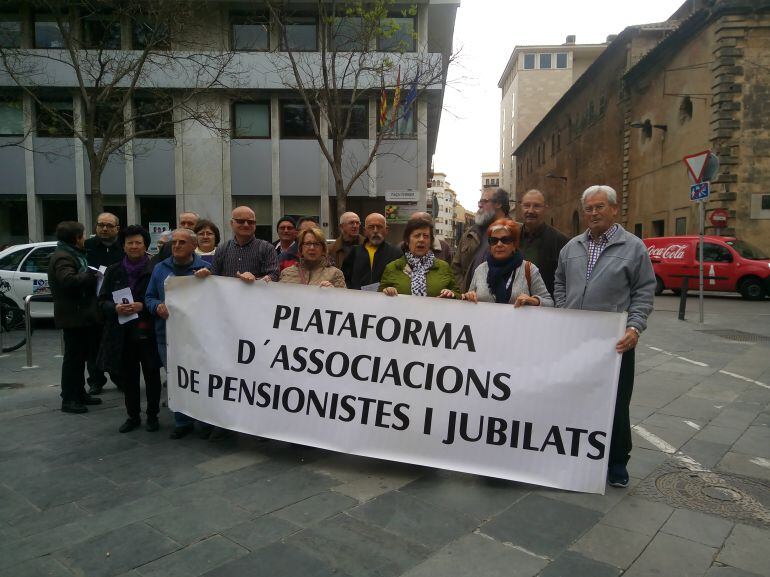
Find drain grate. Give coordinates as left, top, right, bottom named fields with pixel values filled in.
left=697, top=329, right=770, bottom=343
left=0, top=382, right=24, bottom=390
left=632, top=460, right=770, bottom=529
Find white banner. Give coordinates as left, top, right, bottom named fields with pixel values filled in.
left=166, top=276, right=626, bottom=494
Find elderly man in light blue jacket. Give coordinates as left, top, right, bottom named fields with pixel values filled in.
left=554, top=184, right=655, bottom=489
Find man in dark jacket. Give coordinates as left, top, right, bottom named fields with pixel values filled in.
left=518, top=189, right=569, bottom=297
left=342, top=213, right=401, bottom=289
left=329, top=211, right=364, bottom=268
left=84, top=212, right=123, bottom=394
left=48, top=221, right=104, bottom=414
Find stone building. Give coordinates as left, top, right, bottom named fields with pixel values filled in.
left=0, top=1, right=458, bottom=246
left=480, top=171, right=499, bottom=190
left=427, top=171, right=456, bottom=244
left=514, top=0, right=770, bottom=250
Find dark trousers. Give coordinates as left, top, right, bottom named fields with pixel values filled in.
left=123, top=338, right=162, bottom=421
left=61, top=327, right=101, bottom=403
left=86, top=324, right=107, bottom=389
left=609, top=348, right=635, bottom=466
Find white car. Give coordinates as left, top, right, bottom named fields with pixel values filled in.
left=0, top=241, right=57, bottom=318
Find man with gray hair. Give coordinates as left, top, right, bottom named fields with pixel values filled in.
left=145, top=228, right=212, bottom=439
left=452, top=187, right=509, bottom=291
left=329, top=211, right=364, bottom=268
left=554, top=185, right=655, bottom=488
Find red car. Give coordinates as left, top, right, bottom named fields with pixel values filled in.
left=643, top=236, right=770, bottom=300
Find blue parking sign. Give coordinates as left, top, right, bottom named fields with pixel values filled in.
left=690, top=181, right=710, bottom=201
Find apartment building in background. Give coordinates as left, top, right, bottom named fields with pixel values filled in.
left=428, top=171, right=456, bottom=245
left=0, top=1, right=459, bottom=245
left=481, top=171, right=500, bottom=190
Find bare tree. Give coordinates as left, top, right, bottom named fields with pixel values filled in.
left=265, top=0, right=453, bottom=221
left=0, top=0, right=236, bottom=222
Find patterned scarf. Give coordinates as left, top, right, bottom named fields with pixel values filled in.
left=405, top=251, right=435, bottom=297
left=486, top=251, right=523, bottom=304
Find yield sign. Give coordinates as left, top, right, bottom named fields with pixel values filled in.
left=683, top=150, right=711, bottom=183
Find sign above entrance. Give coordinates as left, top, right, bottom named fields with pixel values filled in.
left=385, top=190, right=419, bottom=203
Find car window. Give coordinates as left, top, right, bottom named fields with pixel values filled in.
left=701, top=243, right=732, bottom=263
left=725, top=239, right=769, bottom=260
left=21, top=247, right=56, bottom=273
left=0, top=247, right=32, bottom=271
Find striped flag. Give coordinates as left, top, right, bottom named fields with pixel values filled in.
left=403, top=70, right=418, bottom=125
left=379, top=77, right=388, bottom=128
left=390, top=66, right=401, bottom=127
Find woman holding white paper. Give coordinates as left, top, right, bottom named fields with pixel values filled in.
left=98, top=225, right=163, bottom=433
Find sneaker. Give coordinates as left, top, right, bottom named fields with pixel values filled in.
left=61, top=401, right=88, bottom=414
left=88, top=385, right=104, bottom=395
left=169, top=425, right=194, bottom=440
left=607, top=463, right=630, bottom=488
left=81, top=394, right=103, bottom=406
left=146, top=417, right=159, bottom=432
left=119, top=418, right=140, bottom=433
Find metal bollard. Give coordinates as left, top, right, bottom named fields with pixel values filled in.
left=23, top=295, right=37, bottom=369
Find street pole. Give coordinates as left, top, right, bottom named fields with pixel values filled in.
left=699, top=199, right=704, bottom=323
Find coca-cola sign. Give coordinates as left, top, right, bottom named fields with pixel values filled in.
left=647, top=244, right=687, bottom=260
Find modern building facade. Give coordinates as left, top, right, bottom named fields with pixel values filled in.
left=427, top=171, right=456, bottom=244
left=497, top=36, right=606, bottom=195
left=513, top=0, right=770, bottom=251
left=480, top=171, right=499, bottom=190
left=0, top=1, right=459, bottom=246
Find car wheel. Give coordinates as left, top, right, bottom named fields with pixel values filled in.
left=739, top=277, right=765, bottom=300
left=655, top=277, right=664, bottom=296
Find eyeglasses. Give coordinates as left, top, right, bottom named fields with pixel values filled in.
left=478, top=199, right=494, bottom=205
left=583, top=204, right=607, bottom=214
left=302, top=241, right=322, bottom=248
left=488, top=236, right=515, bottom=245
left=521, top=203, right=544, bottom=210
left=97, top=223, right=116, bottom=229
left=232, top=218, right=256, bottom=225
left=278, top=225, right=295, bottom=231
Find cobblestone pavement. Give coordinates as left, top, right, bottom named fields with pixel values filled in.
left=1, top=294, right=769, bottom=577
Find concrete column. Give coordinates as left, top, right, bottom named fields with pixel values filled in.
left=173, top=100, right=185, bottom=218
left=220, top=99, right=233, bottom=230
left=416, top=5, right=429, bottom=211
left=72, top=96, right=89, bottom=231
left=22, top=94, right=40, bottom=242
left=319, top=113, right=330, bottom=234
left=123, top=100, right=137, bottom=226
left=270, top=96, right=281, bottom=228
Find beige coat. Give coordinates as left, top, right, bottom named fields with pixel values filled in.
left=280, top=261, right=347, bottom=287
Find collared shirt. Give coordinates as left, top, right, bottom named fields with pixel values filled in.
left=212, top=236, right=280, bottom=280
left=585, top=223, right=619, bottom=279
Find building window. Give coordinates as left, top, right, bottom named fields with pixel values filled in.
left=523, top=53, right=535, bottom=70
left=329, top=103, right=368, bottom=139
left=280, top=101, right=317, bottom=138
left=135, top=96, right=174, bottom=138
left=679, top=96, right=693, bottom=125
left=132, top=19, right=170, bottom=50
left=82, top=12, right=121, bottom=49
left=35, top=14, right=68, bottom=48
left=0, top=100, right=23, bottom=136
left=232, top=102, right=270, bottom=138
left=675, top=217, right=686, bottom=235
left=556, top=52, right=568, bottom=68
left=281, top=15, right=317, bottom=51
left=539, top=53, right=552, bottom=69
left=378, top=15, right=415, bottom=52
left=94, top=100, right=124, bottom=138
left=634, top=223, right=643, bottom=238
left=232, top=12, right=269, bottom=51
left=329, top=16, right=365, bottom=51
left=651, top=219, right=664, bottom=237
left=763, top=195, right=770, bottom=210
left=0, top=14, right=21, bottom=48
left=36, top=100, right=74, bottom=137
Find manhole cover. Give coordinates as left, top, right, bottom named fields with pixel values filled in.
left=697, top=329, right=770, bottom=343
left=0, top=382, right=24, bottom=390
left=632, top=460, right=770, bottom=528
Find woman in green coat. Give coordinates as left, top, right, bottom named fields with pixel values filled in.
left=379, top=216, right=461, bottom=299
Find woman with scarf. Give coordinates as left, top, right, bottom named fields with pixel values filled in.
left=99, top=225, right=163, bottom=433
left=461, top=219, right=553, bottom=307
left=379, top=217, right=460, bottom=298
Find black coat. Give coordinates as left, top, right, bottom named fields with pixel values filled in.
left=48, top=248, right=100, bottom=329
left=84, top=236, right=124, bottom=268
left=519, top=224, right=569, bottom=297
left=341, top=241, right=402, bottom=289
left=97, top=259, right=160, bottom=374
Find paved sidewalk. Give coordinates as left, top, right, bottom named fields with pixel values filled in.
left=0, top=295, right=768, bottom=577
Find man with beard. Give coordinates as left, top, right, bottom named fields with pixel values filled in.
left=518, top=189, right=568, bottom=297
left=452, top=187, right=510, bottom=291
left=342, top=213, right=402, bottom=289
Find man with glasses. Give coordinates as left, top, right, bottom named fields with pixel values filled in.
left=452, top=187, right=510, bottom=291
left=84, top=212, right=123, bottom=395
left=196, top=206, right=279, bottom=284
left=329, top=211, right=364, bottom=268
left=554, top=185, right=655, bottom=489
left=274, top=215, right=297, bottom=255
left=518, top=189, right=568, bottom=297
left=342, top=212, right=401, bottom=290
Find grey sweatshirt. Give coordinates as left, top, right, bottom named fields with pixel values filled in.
left=553, top=224, right=655, bottom=332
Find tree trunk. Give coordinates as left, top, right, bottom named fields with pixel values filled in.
left=90, top=163, right=104, bottom=226
left=332, top=138, right=347, bottom=223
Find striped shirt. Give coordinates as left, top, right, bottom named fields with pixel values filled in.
left=585, top=224, right=619, bottom=279
left=211, top=236, right=279, bottom=281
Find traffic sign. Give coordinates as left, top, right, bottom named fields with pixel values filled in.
left=683, top=150, right=711, bottom=183
left=690, top=181, right=710, bottom=201
left=709, top=208, right=729, bottom=227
